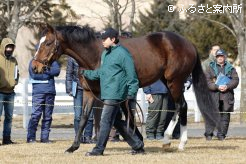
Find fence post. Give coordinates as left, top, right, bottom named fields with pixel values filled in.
left=22, top=78, right=29, bottom=129
left=193, top=96, right=201, bottom=122
left=137, top=88, right=148, bottom=123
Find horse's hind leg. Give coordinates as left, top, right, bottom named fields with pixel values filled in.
left=163, top=109, right=179, bottom=149
left=178, top=95, right=188, bottom=151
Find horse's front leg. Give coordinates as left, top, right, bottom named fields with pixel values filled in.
left=120, top=102, right=143, bottom=141
left=65, top=91, right=94, bottom=153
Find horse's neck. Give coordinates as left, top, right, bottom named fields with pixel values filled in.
left=64, top=39, right=103, bottom=70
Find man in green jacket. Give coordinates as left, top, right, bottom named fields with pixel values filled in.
left=0, top=38, right=19, bottom=145
left=81, top=28, right=144, bottom=156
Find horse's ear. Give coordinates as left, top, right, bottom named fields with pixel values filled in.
left=38, top=23, right=47, bottom=32
left=46, top=23, right=54, bottom=33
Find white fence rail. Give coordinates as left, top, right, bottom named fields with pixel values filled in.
left=13, top=78, right=241, bottom=129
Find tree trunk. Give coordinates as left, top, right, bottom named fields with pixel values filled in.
left=128, top=0, right=135, bottom=33
left=8, top=20, right=20, bottom=41
left=7, top=0, right=21, bottom=40
left=238, top=0, right=246, bottom=123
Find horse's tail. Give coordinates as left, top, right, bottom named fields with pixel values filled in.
left=192, top=53, right=220, bottom=128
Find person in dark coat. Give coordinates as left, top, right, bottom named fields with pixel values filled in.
left=27, top=58, right=60, bottom=143
left=204, top=49, right=239, bottom=140
left=66, top=56, right=94, bottom=143
left=80, top=27, right=144, bottom=156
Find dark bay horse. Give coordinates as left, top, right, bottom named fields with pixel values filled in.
left=32, top=24, right=220, bottom=152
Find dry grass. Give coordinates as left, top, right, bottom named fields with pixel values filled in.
left=10, top=114, right=74, bottom=129
left=0, top=114, right=245, bottom=163
left=10, top=112, right=242, bottom=129
left=0, top=138, right=246, bottom=164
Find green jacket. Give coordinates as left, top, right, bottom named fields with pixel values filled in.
left=0, top=38, right=19, bottom=93
left=209, top=60, right=233, bottom=77
left=83, top=45, right=139, bottom=100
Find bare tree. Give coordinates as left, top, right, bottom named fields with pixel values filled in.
left=103, top=0, right=136, bottom=34
left=0, top=0, right=48, bottom=40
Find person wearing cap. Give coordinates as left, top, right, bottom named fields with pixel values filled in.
left=204, top=49, right=239, bottom=141
left=0, top=38, right=19, bottom=145
left=202, top=44, right=220, bottom=72
left=80, top=27, right=144, bottom=156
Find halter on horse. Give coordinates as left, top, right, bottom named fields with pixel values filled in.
left=32, top=24, right=220, bottom=153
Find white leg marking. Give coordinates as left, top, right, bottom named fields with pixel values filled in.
left=163, top=114, right=179, bottom=145
left=178, top=125, right=187, bottom=151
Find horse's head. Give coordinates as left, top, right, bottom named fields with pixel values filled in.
left=32, top=24, right=61, bottom=73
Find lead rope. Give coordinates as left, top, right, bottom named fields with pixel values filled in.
left=81, top=75, right=144, bottom=135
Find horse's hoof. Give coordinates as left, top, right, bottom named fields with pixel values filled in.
left=65, top=148, right=74, bottom=154
left=162, top=143, right=171, bottom=149
left=64, top=150, right=73, bottom=154
left=178, top=141, right=187, bottom=151
left=64, top=146, right=79, bottom=153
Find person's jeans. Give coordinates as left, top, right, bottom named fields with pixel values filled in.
left=92, top=100, right=144, bottom=154
left=74, top=89, right=93, bottom=138
left=0, top=92, right=15, bottom=137
left=27, top=94, right=55, bottom=141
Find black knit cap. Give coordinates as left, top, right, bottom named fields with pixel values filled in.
left=101, top=27, right=118, bottom=39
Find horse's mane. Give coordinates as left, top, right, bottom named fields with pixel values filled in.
left=55, top=25, right=96, bottom=44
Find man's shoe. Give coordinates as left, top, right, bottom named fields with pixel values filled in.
left=206, top=136, right=212, bottom=141
left=156, top=136, right=164, bottom=140
left=218, top=137, right=225, bottom=141
left=81, top=137, right=97, bottom=144
left=41, top=140, right=54, bottom=144
left=146, top=136, right=155, bottom=140
left=2, top=136, right=16, bottom=145
left=217, top=135, right=225, bottom=141
left=130, top=148, right=145, bottom=155
left=85, top=151, right=103, bottom=156
left=27, top=139, right=36, bottom=143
